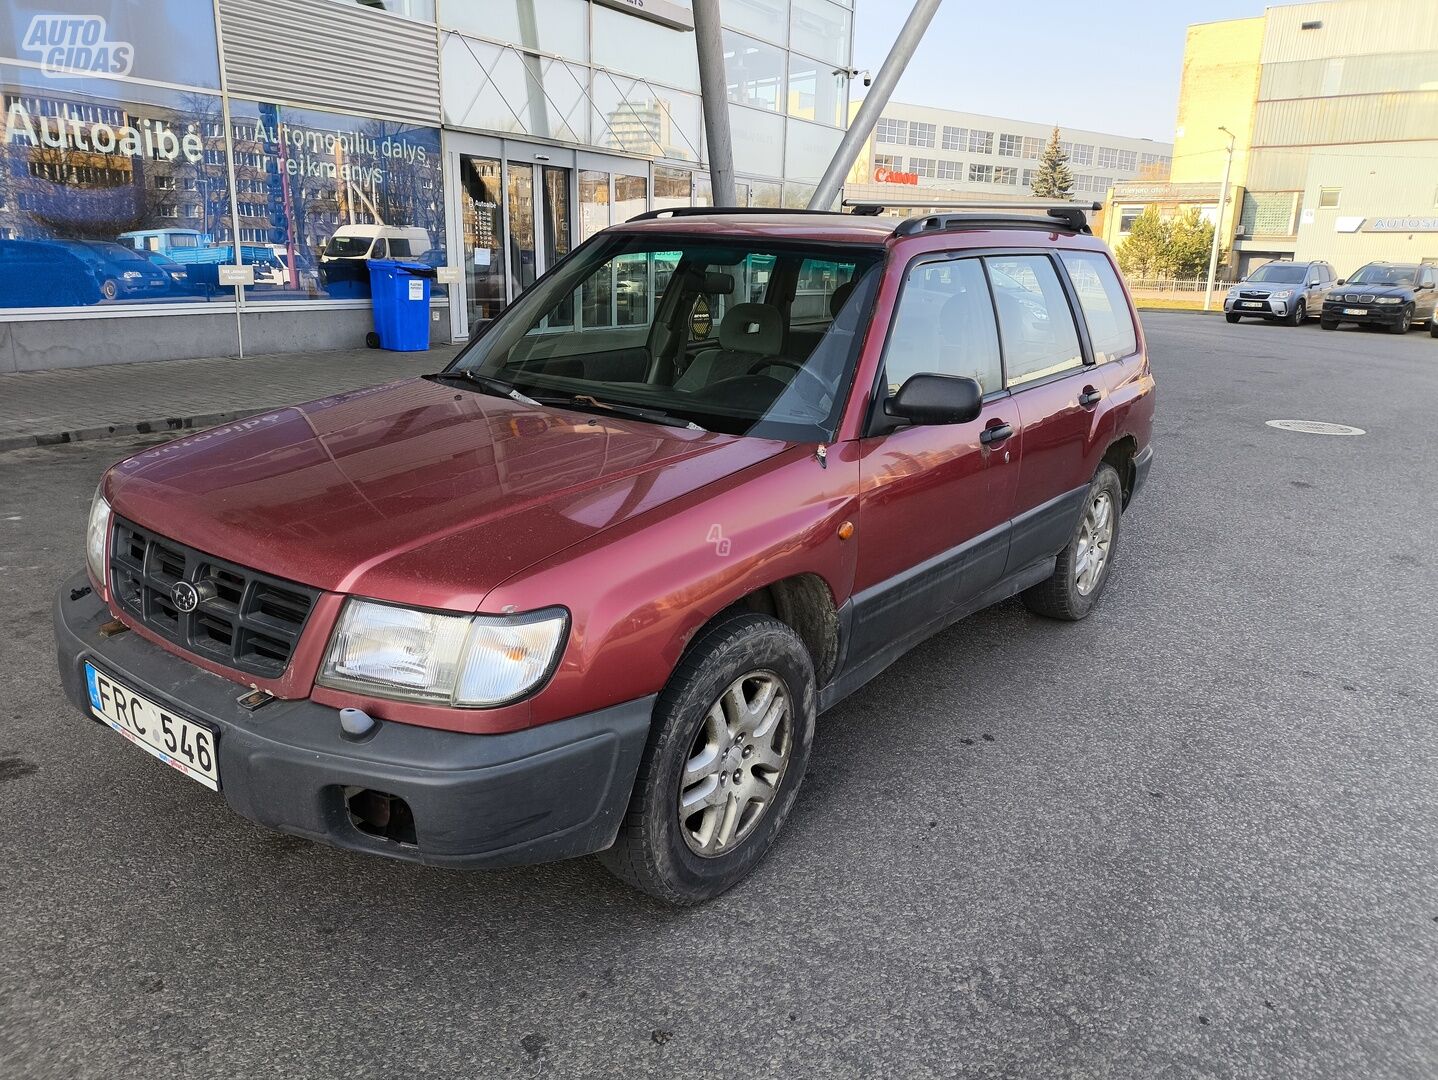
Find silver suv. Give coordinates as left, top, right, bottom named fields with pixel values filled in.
left=1224, top=259, right=1337, bottom=326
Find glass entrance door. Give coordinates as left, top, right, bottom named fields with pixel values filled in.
left=451, top=137, right=650, bottom=337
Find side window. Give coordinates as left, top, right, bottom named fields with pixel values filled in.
left=1422, top=267, right=1436, bottom=289
left=984, top=255, right=1083, bottom=385
left=1058, top=250, right=1137, bottom=363
left=371, top=238, right=388, bottom=259
left=389, top=238, right=412, bottom=257
left=883, top=257, right=1002, bottom=395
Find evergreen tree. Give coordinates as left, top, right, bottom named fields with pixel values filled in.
left=1032, top=126, right=1075, bottom=200
left=1115, top=207, right=1170, bottom=278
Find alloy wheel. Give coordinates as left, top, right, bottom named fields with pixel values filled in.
left=1074, top=490, right=1115, bottom=596
left=678, top=671, right=792, bottom=857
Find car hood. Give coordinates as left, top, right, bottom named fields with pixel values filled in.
left=105, top=378, right=786, bottom=611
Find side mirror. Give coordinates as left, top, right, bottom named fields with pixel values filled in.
left=1336, top=278, right=1346, bottom=286
left=1308, top=280, right=1320, bottom=288
left=884, top=373, right=983, bottom=426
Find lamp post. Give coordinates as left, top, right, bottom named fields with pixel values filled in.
left=1204, top=125, right=1236, bottom=311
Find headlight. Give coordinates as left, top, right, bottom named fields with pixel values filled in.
left=86, top=488, right=112, bottom=589
left=1272, top=289, right=1292, bottom=299
left=318, top=599, right=568, bottom=707
left=122, top=270, right=143, bottom=280
left=1374, top=296, right=1402, bottom=304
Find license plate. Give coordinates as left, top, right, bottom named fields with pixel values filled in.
left=1241, top=301, right=1264, bottom=308
left=85, top=663, right=219, bottom=790
left=1343, top=307, right=1367, bottom=315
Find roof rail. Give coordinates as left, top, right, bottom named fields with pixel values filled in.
left=841, top=199, right=1102, bottom=236
left=626, top=206, right=843, bottom=222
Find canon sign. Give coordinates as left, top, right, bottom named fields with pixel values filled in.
left=21, top=14, right=134, bottom=77
left=874, top=166, right=919, bottom=186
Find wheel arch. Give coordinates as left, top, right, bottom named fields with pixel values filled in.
left=1102, top=434, right=1140, bottom=507
left=682, top=572, right=840, bottom=687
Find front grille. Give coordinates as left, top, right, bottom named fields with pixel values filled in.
left=109, top=517, right=319, bottom=678
left=1341, top=292, right=1376, bottom=304
left=1240, top=290, right=1270, bottom=299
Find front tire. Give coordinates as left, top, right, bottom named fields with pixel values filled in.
left=599, top=613, right=816, bottom=905
left=1388, top=305, right=1413, bottom=334
left=1224, top=313, right=1241, bottom=324
left=1287, top=299, right=1305, bottom=326
left=1022, top=464, right=1123, bottom=622
left=1430, top=318, right=1438, bottom=338
left=1320, top=317, right=1338, bottom=330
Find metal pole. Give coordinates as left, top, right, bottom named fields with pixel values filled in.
left=1204, top=127, right=1235, bottom=311
left=808, top=0, right=943, bottom=211
left=692, top=0, right=737, bottom=206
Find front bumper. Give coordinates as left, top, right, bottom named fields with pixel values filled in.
left=1322, top=302, right=1408, bottom=326
left=54, top=572, right=652, bottom=867
left=1224, top=296, right=1293, bottom=317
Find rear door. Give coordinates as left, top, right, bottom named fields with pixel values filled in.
left=849, top=253, right=1021, bottom=664
left=1417, top=266, right=1438, bottom=321
left=988, top=252, right=1105, bottom=575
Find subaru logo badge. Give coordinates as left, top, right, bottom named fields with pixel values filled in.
left=171, top=581, right=200, bottom=613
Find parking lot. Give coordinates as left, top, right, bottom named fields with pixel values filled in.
left=1, top=311, right=1434, bottom=1079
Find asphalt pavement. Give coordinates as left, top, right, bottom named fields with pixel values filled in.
left=1, top=313, right=1434, bottom=1079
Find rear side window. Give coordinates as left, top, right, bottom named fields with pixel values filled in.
left=984, top=255, right=1083, bottom=385
left=884, top=258, right=1002, bottom=395
left=1059, top=250, right=1137, bottom=363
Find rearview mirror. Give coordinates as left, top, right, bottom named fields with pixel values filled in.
left=884, top=373, right=983, bottom=426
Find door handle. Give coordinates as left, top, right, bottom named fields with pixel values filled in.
left=1078, top=386, right=1103, bottom=407
left=979, top=421, right=1013, bottom=445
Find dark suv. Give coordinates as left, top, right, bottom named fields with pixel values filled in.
left=1322, top=262, right=1437, bottom=333
left=55, top=205, right=1155, bottom=903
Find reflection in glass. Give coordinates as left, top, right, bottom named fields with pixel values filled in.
left=721, top=0, right=790, bottom=44
left=440, top=35, right=590, bottom=144
left=592, top=6, right=699, bottom=91
left=749, top=179, right=783, bottom=207
left=462, top=156, right=507, bottom=323
left=724, top=31, right=786, bottom=112
left=441, top=0, right=585, bottom=59
left=654, top=167, right=693, bottom=212
left=614, top=174, right=648, bottom=225
left=592, top=73, right=703, bottom=162
left=508, top=162, right=537, bottom=298
left=579, top=170, right=611, bottom=242
left=542, top=165, right=573, bottom=325
left=790, top=0, right=851, bottom=67
left=787, top=54, right=848, bottom=126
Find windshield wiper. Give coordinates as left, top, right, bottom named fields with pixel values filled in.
left=428, top=369, right=539, bottom=406
left=536, top=393, right=705, bottom=431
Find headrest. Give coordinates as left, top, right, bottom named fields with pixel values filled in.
left=829, top=280, right=855, bottom=318
left=940, top=289, right=981, bottom=332
left=718, top=303, right=783, bottom=354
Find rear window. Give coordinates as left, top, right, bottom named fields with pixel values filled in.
left=1059, top=251, right=1137, bottom=362
left=984, top=254, right=1083, bottom=385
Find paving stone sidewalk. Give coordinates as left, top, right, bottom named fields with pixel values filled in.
left=0, top=343, right=463, bottom=452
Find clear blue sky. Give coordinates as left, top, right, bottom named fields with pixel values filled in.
left=852, top=1, right=1305, bottom=143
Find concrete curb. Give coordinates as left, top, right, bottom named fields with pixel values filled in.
left=0, top=407, right=270, bottom=454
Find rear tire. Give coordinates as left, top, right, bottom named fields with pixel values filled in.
left=365, top=331, right=381, bottom=349
left=1388, top=306, right=1413, bottom=334
left=1287, top=299, right=1305, bottom=326
left=1430, top=319, right=1438, bottom=338
left=1225, top=313, right=1241, bottom=324
left=1021, top=464, right=1124, bottom=622
left=599, top=612, right=816, bottom=905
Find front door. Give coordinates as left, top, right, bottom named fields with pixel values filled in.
left=848, top=254, right=1022, bottom=668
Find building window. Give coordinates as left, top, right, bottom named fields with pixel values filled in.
left=908, top=122, right=936, bottom=148
left=1140, top=152, right=1170, bottom=167
left=909, top=157, right=936, bottom=178
left=1319, top=187, right=1341, bottom=208
left=967, top=129, right=993, bottom=154
left=1070, top=143, right=1094, bottom=166
left=1096, top=146, right=1120, bottom=169
left=994, top=166, right=1017, bottom=185
left=874, top=153, right=902, bottom=170
left=724, top=30, right=786, bottom=112
left=1092, top=176, right=1113, bottom=194
left=1022, top=169, right=1035, bottom=188
left=997, top=133, right=1021, bottom=156
left=968, top=163, right=992, bottom=183
left=876, top=117, right=908, bottom=144
left=1119, top=206, right=1145, bottom=233
left=1021, top=136, right=1043, bottom=159
left=942, top=126, right=965, bottom=151
left=1117, top=149, right=1137, bottom=171
left=936, top=160, right=961, bottom=181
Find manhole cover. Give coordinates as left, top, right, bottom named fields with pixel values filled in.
left=1265, top=419, right=1366, bottom=436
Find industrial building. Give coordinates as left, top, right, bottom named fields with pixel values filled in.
left=1103, top=0, right=1438, bottom=278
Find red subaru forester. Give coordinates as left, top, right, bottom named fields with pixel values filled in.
left=56, top=205, right=1154, bottom=904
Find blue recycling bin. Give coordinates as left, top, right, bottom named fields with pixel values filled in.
left=366, top=259, right=435, bottom=351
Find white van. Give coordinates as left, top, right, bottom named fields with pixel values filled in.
left=320, top=224, right=432, bottom=264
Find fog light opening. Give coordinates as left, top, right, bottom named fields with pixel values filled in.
left=345, top=787, right=417, bottom=847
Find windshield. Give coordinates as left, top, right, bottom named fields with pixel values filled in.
left=451, top=232, right=883, bottom=440
left=1248, top=262, right=1306, bottom=284
left=326, top=236, right=373, bottom=257
left=1348, top=264, right=1417, bottom=286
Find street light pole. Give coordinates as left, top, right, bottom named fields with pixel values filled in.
left=1204, top=126, right=1236, bottom=312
